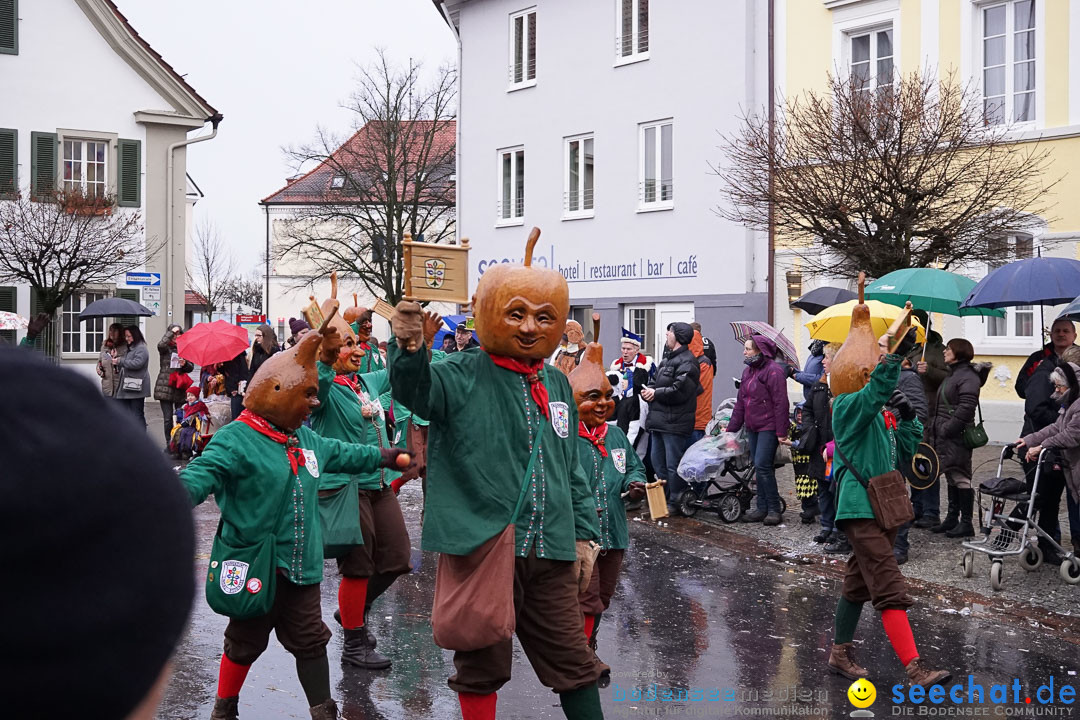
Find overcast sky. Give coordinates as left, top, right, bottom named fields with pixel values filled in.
left=118, top=0, right=457, bottom=271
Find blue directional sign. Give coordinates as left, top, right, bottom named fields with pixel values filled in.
left=125, top=272, right=161, bottom=286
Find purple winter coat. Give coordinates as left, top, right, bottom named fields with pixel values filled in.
left=728, top=335, right=790, bottom=438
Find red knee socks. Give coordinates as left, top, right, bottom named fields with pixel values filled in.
left=881, top=608, right=918, bottom=666
left=458, top=692, right=497, bottom=720
left=390, top=476, right=409, bottom=494
left=216, top=655, right=250, bottom=698
left=582, top=613, right=596, bottom=641
left=339, top=577, right=369, bottom=629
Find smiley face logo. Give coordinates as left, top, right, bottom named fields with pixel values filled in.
left=847, top=678, right=876, bottom=708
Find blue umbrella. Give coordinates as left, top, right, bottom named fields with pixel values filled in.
left=961, top=257, right=1080, bottom=310
left=1057, top=295, right=1080, bottom=322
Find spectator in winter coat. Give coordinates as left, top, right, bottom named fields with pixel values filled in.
left=1016, top=318, right=1079, bottom=436
left=113, top=326, right=152, bottom=427
left=642, top=322, right=700, bottom=515
left=791, top=340, right=827, bottom=401
left=96, top=323, right=127, bottom=399
left=690, top=322, right=717, bottom=370
left=728, top=334, right=790, bottom=525
left=248, top=324, right=280, bottom=382
left=690, top=330, right=714, bottom=444
left=928, top=339, right=988, bottom=541
left=907, top=311, right=948, bottom=399
left=153, top=325, right=195, bottom=446
left=891, top=331, right=930, bottom=564
left=807, top=344, right=843, bottom=550
left=221, top=350, right=249, bottom=420
left=287, top=317, right=310, bottom=348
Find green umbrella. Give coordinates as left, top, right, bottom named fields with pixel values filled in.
left=866, top=268, right=1004, bottom=318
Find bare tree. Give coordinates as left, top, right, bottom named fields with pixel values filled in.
left=0, top=188, right=152, bottom=316
left=716, top=71, right=1061, bottom=279
left=271, top=49, right=456, bottom=304
left=223, top=271, right=265, bottom=313
left=186, top=220, right=235, bottom=320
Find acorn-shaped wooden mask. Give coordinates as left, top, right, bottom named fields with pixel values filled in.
left=245, top=315, right=330, bottom=431
left=303, top=271, right=356, bottom=346
left=829, top=272, right=878, bottom=396
left=343, top=292, right=373, bottom=342
left=472, top=227, right=569, bottom=360
left=569, top=314, right=614, bottom=428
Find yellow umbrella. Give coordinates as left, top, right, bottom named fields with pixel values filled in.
left=806, top=299, right=926, bottom=344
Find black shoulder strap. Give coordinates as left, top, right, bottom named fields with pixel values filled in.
left=833, top=443, right=869, bottom=490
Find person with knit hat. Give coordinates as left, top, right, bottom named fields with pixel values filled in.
left=180, top=317, right=410, bottom=720
left=288, top=317, right=311, bottom=348
left=641, top=321, right=700, bottom=516
left=689, top=330, right=714, bottom=445
left=1, top=347, right=195, bottom=720
left=569, top=329, right=646, bottom=686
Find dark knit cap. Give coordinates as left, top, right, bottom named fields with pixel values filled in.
left=289, top=317, right=309, bottom=336
left=667, top=321, right=694, bottom=346
left=0, top=348, right=195, bottom=719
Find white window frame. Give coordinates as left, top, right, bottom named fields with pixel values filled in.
left=61, top=289, right=109, bottom=357
left=831, top=5, right=901, bottom=85
left=507, top=7, right=537, bottom=91
left=623, top=304, right=656, bottom=358
left=962, top=0, right=1044, bottom=130
left=979, top=232, right=1038, bottom=348
left=614, top=0, right=650, bottom=66
left=979, top=0, right=1038, bottom=126
left=563, top=134, right=595, bottom=220
left=496, top=146, right=525, bottom=226
left=847, top=24, right=895, bottom=93
left=56, top=129, right=118, bottom=198
left=638, top=119, right=673, bottom=212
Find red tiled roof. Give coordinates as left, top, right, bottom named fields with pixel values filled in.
left=185, top=290, right=208, bottom=307
left=105, top=0, right=219, bottom=118
left=260, top=120, right=455, bottom=206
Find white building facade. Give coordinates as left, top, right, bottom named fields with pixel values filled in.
left=437, top=0, right=771, bottom=388
left=0, top=0, right=219, bottom=383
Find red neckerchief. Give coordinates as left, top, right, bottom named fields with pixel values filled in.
left=182, top=400, right=209, bottom=420
left=484, top=351, right=549, bottom=417
left=578, top=421, right=608, bottom=457
left=882, top=409, right=898, bottom=430
left=333, top=373, right=361, bottom=394
left=237, top=410, right=307, bottom=476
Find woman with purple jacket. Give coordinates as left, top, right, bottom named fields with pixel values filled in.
left=728, top=335, right=791, bottom=525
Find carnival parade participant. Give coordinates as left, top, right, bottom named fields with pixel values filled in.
left=309, top=295, right=412, bottom=671
left=180, top=320, right=409, bottom=720
left=609, top=329, right=655, bottom=446
left=826, top=285, right=950, bottom=689
left=569, top=334, right=646, bottom=683
left=389, top=228, right=606, bottom=720
left=552, top=319, right=588, bottom=376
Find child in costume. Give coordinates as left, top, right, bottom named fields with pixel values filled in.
left=170, top=388, right=209, bottom=459
left=569, top=334, right=646, bottom=683
left=389, top=229, right=606, bottom=720
left=180, top=319, right=409, bottom=720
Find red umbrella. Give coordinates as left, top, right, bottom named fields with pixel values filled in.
left=176, top=320, right=250, bottom=367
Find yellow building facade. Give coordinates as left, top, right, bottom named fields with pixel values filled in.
left=773, top=0, right=1080, bottom=440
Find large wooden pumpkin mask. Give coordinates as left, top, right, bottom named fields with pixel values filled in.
left=472, top=227, right=569, bottom=360
left=569, top=315, right=614, bottom=428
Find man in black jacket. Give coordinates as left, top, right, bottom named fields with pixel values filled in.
left=641, top=322, right=700, bottom=515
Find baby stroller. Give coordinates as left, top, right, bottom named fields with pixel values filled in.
left=960, top=445, right=1080, bottom=590
left=676, top=434, right=787, bottom=522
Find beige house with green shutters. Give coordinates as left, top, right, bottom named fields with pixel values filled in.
left=0, top=0, right=219, bottom=385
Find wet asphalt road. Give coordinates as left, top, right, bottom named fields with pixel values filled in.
left=158, top=482, right=1080, bottom=719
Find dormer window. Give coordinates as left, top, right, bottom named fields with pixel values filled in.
left=330, top=175, right=345, bottom=189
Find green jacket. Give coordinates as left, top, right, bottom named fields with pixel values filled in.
left=310, top=361, right=399, bottom=491
left=388, top=344, right=600, bottom=561
left=578, top=425, right=645, bottom=550
left=181, top=420, right=382, bottom=585
left=833, top=355, right=923, bottom=521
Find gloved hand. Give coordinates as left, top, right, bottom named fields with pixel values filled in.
left=626, top=481, right=646, bottom=501
left=888, top=388, right=917, bottom=421
left=319, top=324, right=343, bottom=365
left=392, top=301, right=424, bottom=352
left=422, top=310, right=444, bottom=350
left=572, top=539, right=601, bottom=593
left=894, top=328, right=919, bottom=357
left=785, top=364, right=797, bottom=379
left=378, top=447, right=412, bottom=470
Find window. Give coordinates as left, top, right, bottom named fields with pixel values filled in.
left=0, top=0, right=17, bottom=55
left=508, top=8, right=537, bottom=88
left=564, top=135, right=594, bottom=218
left=849, top=26, right=894, bottom=93
left=986, top=234, right=1034, bottom=339
left=982, top=0, right=1036, bottom=125
left=617, top=0, right=649, bottom=61
left=625, top=306, right=656, bottom=357
left=330, top=175, right=346, bottom=189
left=61, top=291, right=107, bottom=354
left=639, top=120, right=672, bottom=210
left=63, top=139, right=108, bottom=198
left=497, top=147, right=525, bottom=224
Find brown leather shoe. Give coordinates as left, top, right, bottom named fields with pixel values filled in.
left=210, top=696, right=239, bottom=720
left=905, top=657, right=951, bottom=688
left=827, top=642, right=869, bottom=680
left=309, top=698, right=339, bottom=720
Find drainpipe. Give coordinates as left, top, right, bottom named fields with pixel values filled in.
left=166, top=114, right=222, bottom=321
left=441, top=2, right=463, bottom=253
left=767, top=0, right=776, bottom=325
left=265, top=204, right=270, bottom=319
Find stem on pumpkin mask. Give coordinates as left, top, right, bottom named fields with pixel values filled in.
left=524, top=227, right=540, bottom=267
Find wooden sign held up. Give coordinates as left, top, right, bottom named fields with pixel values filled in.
left=402, top=233, right=471, bottom=304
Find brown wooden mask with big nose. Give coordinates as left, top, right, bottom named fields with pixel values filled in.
left=569, top=315, right=614, bottom=428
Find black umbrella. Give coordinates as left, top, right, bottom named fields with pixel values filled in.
left=78, top=297, right=153, bottom=321
left=790, top=286, right=857, bottom=315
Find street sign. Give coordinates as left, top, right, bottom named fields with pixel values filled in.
left=126, top=272, right=161, bottom=286
left=142, top=286, right=161, bottom=316
left=236, top=314, right=266, bottom=324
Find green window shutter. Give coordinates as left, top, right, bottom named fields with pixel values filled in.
left=30, top=131, right=57, bottom=200
left=115, top=288, right=141, bottom=327
left=27, top=286, right=55, bottom=355
left=0, top=128, right=15, bottom=197
left=0, top=285, right=15, bottom=344
left=117, top=138, right=141, bottom=207
left=0, top=0, right=17, bottom=56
